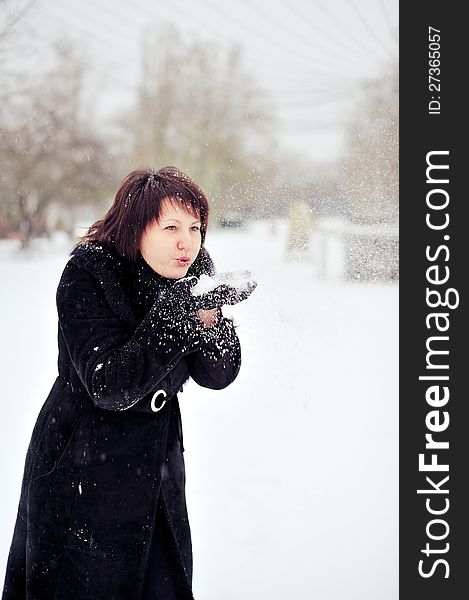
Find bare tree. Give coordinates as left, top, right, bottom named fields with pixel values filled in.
left=0, top=41, right=112, bottom=247
left=341, top=66, right=399, bottom=224
left=124, top=23, right=276, bottom=220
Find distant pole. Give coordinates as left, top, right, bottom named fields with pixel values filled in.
left=286, top=201, right=313, bottom=261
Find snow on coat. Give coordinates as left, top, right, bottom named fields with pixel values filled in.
left=2, top=241, right=241, bottom=600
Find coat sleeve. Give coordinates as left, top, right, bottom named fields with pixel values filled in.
left=57, top=261, right=191, bottom=412
left=187, top=312, right=242, bottom=390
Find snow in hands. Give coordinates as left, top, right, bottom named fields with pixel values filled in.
left=190, top=271, right=257, bottom=310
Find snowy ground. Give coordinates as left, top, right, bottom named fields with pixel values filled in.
left=0, top=220, right=398, bottom=599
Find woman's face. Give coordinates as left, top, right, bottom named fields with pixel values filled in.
left=140, top=198, right=202, bottom=279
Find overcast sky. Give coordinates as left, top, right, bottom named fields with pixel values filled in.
left=16, top=0, right=398, bottom=162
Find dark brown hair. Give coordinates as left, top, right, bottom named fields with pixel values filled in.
left=77, top=166, right=209, bottom=261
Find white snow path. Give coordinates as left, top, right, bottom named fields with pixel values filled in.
left=0, top=222, right=398, bottom=599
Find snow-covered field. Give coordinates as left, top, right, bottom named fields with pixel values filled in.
left=0, top=220, right=398, bottom=599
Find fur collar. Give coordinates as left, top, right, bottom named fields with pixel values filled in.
left=69, top=241, right=215, bottom=328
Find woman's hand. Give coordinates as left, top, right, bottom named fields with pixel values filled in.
left=196, top=308, right=219, bottom=328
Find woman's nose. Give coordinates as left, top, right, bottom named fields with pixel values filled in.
left=177, top=231, right=192, bottom=251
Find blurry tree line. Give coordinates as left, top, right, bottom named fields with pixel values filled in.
left=0, top=1, right=398, bottom=249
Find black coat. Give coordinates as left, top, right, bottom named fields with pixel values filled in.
left=2, top=242, right=241, bottom=600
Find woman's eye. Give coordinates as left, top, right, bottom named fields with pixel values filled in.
left=164, top=225, right=199, bottom=231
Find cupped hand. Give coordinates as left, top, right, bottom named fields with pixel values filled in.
left=196, top=308, right=220, bottom=328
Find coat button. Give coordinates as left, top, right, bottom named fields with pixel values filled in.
left=150, top=389, right=167, bottom=412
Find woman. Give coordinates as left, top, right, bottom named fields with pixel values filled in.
left=2, top=167, right=255, bottom=600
